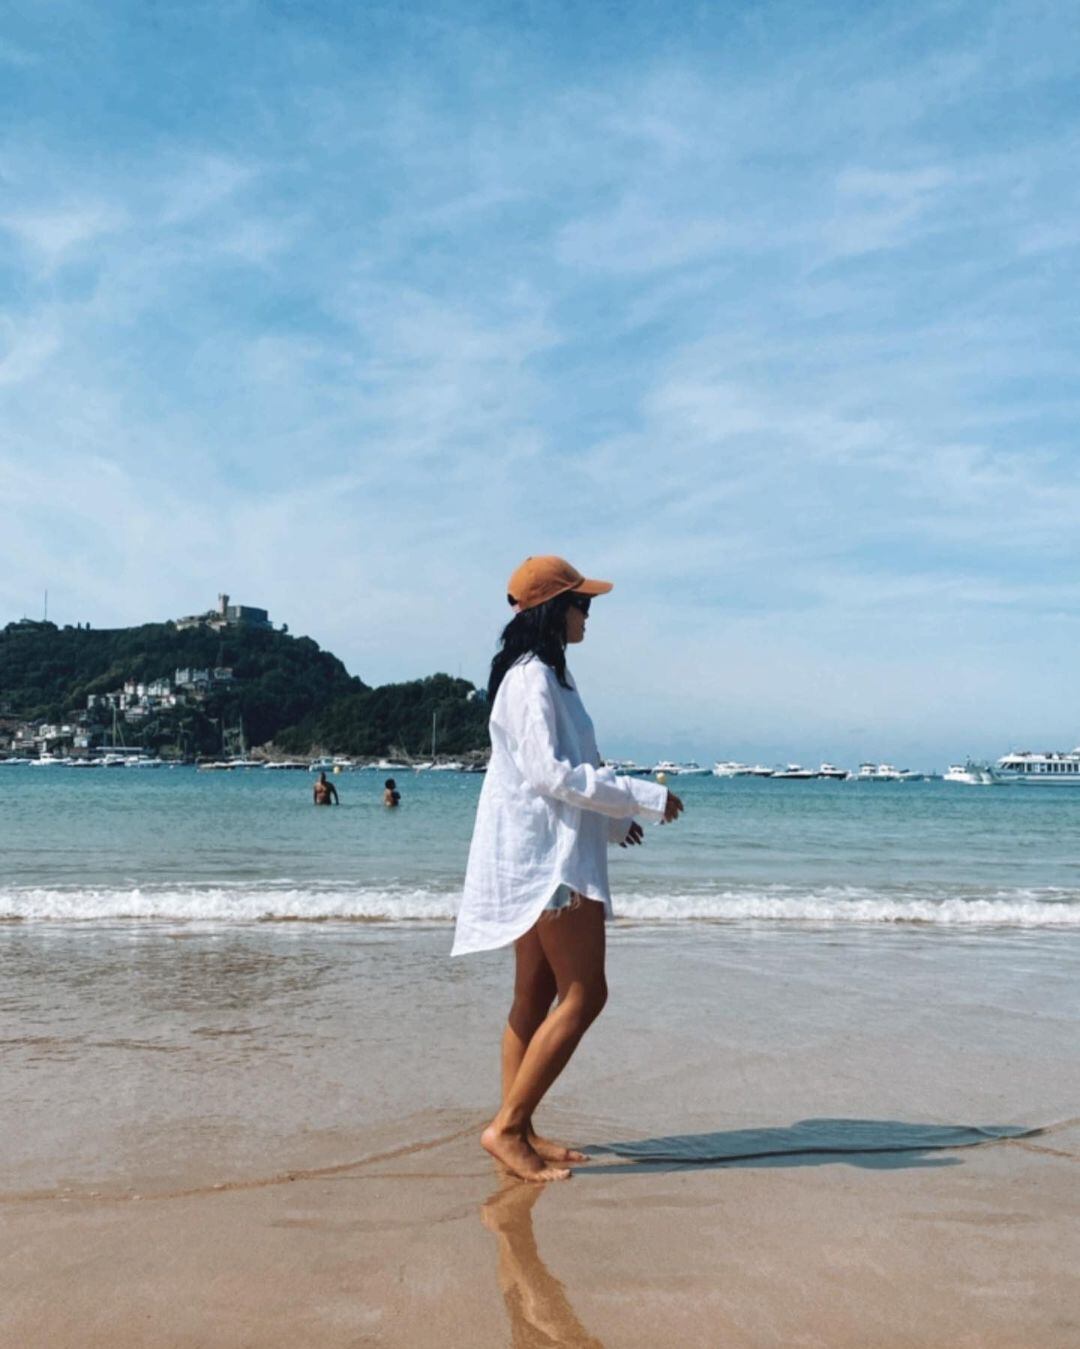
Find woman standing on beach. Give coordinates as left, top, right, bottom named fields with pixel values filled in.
left=452, top=556, right=684, bottom=1182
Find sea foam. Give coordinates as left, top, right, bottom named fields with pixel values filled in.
left=2, top=882, right=1079, bottom=926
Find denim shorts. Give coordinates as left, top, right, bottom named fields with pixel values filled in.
left=542, top=884, right=582, bottom=916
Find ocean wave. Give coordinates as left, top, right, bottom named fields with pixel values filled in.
left=2, top=882, right=1080, bottom=926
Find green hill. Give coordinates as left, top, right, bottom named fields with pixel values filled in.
left=277, top=673, right=489, bottom=758
left=0, top=619, right=489, bottom=758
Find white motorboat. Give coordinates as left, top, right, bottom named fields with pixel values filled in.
left=996, top=748, right=1080, bottom=785
left=771, top=764, right=817, bottom=780
left=608, top=759, right=654, bottom=777
left=655, top=760, right=710, bottom=777
left=858, top=762, right=894, bottom=781
left=429, top=761, right=466, bottom=772
left=745, top=764, right=775, bottom=777
left=945, top=761, right=999, bottom=786
left=712, top=761, right=751, bottom=777
left=817, top=763, right=849, bottom=779
left=263, top=760, right=308, bottom=770
left=857, top=763, right=920, bottom=782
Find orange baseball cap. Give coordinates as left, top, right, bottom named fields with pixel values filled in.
left=507, top=555, right=614, bottom=612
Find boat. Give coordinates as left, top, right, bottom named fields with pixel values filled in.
left=856, top=763, right=920, bottom=782
left=712, top=761, right=751, bottom=777
left=857, top=763, right=894, bottom=781
left=263, top=760, right=308, bottom=770
left=743, top=764, right=775, bottom=777
left=654, top=760, right=710, bottom=777
left=608, top=758, right=653, bottom=776
left=996, top=748, right=1080, bottom=785
left=374, top=759, right=410, bottom=772
left=771, top=764, right=817, bottom=780
left=30, top=753, right=69, bottom=766
left=944, top=761, right=999, bottom=786
left=817, top=763, right=849, bottom=780
left=429, top=761, right=466, bottom=772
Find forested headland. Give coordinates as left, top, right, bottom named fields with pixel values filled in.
left=0, top=619, right=490, bottom=759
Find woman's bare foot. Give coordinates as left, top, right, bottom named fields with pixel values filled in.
left=482, top=1123, right=571, bottom=1182
left=528, top=1131, right=589, bottom=1164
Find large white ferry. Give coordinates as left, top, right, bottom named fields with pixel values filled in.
left=996, top=748, right=1080, bottom=785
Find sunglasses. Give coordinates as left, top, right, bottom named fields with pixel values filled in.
left=566, top=593, right=591, bottom=615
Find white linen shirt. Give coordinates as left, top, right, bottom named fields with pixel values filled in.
left=451, top=656, right=668, bottom=956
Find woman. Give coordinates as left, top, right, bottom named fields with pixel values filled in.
left=452, top=555, right=684, bottom=1182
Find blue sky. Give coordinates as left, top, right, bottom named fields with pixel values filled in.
left=2, top=0, right=1078, bottom=766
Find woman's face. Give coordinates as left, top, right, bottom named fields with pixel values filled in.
left=564, top=596, right=588, bottom=645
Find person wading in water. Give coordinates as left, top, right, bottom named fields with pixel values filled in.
left=452, top=555, right=684, bottom=1182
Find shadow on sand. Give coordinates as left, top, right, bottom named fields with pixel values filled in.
left=580, top=1117, right=1041, bottom=1174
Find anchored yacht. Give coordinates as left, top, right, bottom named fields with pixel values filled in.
left=857, top=763, right=919, bottom=782
left=771, top=764, right=817, bottom=780
left=712, top=761, right=751, bottom=777
left=945, top=761, right=999, bottom=786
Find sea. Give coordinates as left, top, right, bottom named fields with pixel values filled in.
left=2, top=766, right=1079, bottom=928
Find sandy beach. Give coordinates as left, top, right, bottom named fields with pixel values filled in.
left=2, top=921, right=1078, bottom=1347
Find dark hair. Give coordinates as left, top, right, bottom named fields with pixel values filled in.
left=384, top=778, right=396, bottom=789
left=488, top=592, right=574, bottom=702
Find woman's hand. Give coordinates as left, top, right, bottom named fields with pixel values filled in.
left=619, top=822, right=645, bottom=848
left=661, top=790, right=684, bottom=824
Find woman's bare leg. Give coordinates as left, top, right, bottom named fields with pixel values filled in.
left=482, top=899, right=607, bottom=1182
left=501, top=928, right=588, bottom=1164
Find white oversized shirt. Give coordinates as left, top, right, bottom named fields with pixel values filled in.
left=451, top=656, right=669, bottom=956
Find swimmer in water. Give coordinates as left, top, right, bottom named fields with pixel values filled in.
left=313, top=771, right=339, bottom=806
left=383, top=778, right=401, bottom=808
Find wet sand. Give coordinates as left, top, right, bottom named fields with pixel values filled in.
left=2, top=922, right=1079, bottom=1346
left=3, top=1115, right=1079, bottom=1347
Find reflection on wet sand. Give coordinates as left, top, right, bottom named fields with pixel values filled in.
left=481, top=1178, right=604, bottom=1349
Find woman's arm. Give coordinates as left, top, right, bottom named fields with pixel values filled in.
left=498, top=665, right=668, bottom=821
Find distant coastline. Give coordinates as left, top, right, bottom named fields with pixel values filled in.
left=0, top=600, right=490, bottom=762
